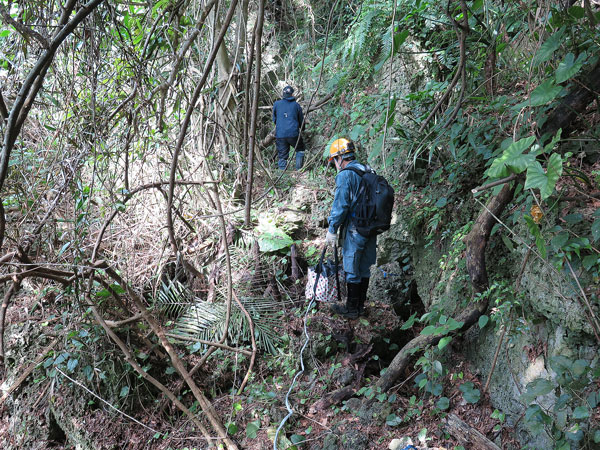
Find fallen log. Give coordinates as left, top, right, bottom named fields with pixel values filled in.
left=309, top=385, right=356, bottom=413
left=443, top=413, right=501, bottom=450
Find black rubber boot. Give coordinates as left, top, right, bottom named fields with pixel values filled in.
left=358, top=278, right=370, bottom=316
left=331, top=282, right=360, bottom=319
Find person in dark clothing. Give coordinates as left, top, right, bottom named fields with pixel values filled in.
left=272, top=85, right=305, bottom=170
left=325, top=138, right=376, bottom=319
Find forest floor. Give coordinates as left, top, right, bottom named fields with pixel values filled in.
left=0, top=169, right=518, bottom=450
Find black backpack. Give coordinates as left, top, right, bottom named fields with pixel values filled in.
left=343, top=165, right=395, bottom=238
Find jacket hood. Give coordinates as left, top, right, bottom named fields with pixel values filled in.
left=283, top=96, right=296, bottom=101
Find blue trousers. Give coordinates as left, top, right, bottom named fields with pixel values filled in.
left=342, top=224, right=377, bottom=283
left=276, top=136, right=305, bottom=170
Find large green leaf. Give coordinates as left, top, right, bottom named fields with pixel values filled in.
left=524, top=153, right=563, bottom=199
left=256, top=215, right=294, bottom=252
left=529, top=80, right=562, bottom=106
left=555, top=52, right=584, bottom=83
left=486, top=136, right=536, bottom=178
left=532, top=28, right=565, bottom=66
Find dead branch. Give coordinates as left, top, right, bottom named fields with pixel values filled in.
left=0, top=91, right=8, bottom=122
left=0, top=277, right=22, bottom=364
left=1, top=0, right=106, bottom=183
left=0, top=4, right=49, bottom=48
left=244, top=0, right=266, bottom=226
left=233, top=291, right=257, bottom=394
left=443, top=413, right=501, bottom=449
left=101, top=264, right=238, bottom=449
left=418, top=0, right=469, bottom=132
left=88, top=303, right=216, bottom=445
left=446, top=0, right=469, bottom=125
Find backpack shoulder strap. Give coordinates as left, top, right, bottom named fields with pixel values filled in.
left=341, top=165, right=365, bottom=177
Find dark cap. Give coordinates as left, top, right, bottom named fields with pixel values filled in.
left=282, top=85, right=294, bottom=98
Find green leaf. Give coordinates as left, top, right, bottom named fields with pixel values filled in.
left=400, top=313, right=417, bottom=330
left=446, top=318, right=464, bottom=331
left=501, top=235, right=514, bottom=251
left=536, top=235, right=547, bottom=259
left=420, top=325, right=439, bottom=336
left=459, top=382, right=481, bottom=403
left=568, top=5, right=585, bottom=18
left=583, top=255, right=598, bottom=271
left=66, top=358, right=78, bottom=372
left=591, top=219, right=600, bottom=242
left=478, top=315, right=489, bottom=328
left=256, top=216, right=294, bottom=252
left=226, top=422, right=238, bottom=435
left=563, top=213, right=583, bottom=225
left=524, top=153, right=563, bottom=200
left=54, top=352, right=69, bottom=366
left=551, top=232, right=569, bottom=251
left=486, top=136, right=536, bottom=178
left=119, top=385, right=130, bottom=397
left=555, top=53, right=583, bottom=83
left=521, top=378, right=554, bottom=404
left=437, top=396, right=450, bottom=410
left=246, top=420, right=260, bottom=439
left=386, top=413, right=402, bottom=426
left=438, top=336, right=452, bottom=350
left=572, top=406, right=589, bottom=420
left=290, top=434, right=305, bottom=445
left=532, top=28, right=564, bottom=66
left=529, top=79, right=562, bottom=106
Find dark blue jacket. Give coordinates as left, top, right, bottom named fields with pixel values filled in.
left=272, top=97, right=304, bottom=138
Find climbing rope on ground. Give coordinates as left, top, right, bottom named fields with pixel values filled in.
left=273, top=295, right=315, bottom=449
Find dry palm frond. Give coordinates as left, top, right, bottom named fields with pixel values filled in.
left=168, top=238, right=292, bottom=354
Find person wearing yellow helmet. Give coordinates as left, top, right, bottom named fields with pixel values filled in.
left=325, top=138, right=376, bottom=319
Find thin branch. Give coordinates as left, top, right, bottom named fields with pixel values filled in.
left=0, top=4, right=49, bottom=48
left=88, top=303, right=215, bottom=443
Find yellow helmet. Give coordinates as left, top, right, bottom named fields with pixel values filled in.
left=328, top=138, right=355, bottom=162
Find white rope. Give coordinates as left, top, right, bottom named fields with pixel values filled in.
left=273, top=296, right=315, bottom=450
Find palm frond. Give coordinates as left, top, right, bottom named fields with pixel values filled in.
left=153, top=279, right=195, bottom=318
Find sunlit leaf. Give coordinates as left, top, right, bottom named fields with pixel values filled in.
left=486, top=136, right=536, bottom=178
left=438, top=336, right=452, bottom=350
left=524, top=153, right=563, bottom=200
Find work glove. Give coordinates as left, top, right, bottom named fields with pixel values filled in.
left=325, top=230, right=337, bottom=247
